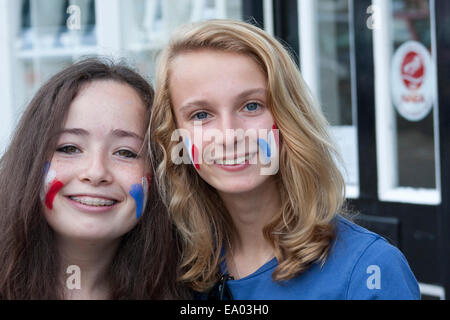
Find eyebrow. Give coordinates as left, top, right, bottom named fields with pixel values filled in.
left=111, top=129, right=144, bottom=141
left=58, top=128, right=143, bottom=141
left=58, top=128, right=89, bottom=136
left=179, top=88, right=267, bottom=112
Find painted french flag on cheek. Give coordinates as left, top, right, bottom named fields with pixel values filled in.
left=184, top=137, right=200, bottom=170
left=40, top=162, right=64, bottom=210
left=257, top=123, right=279, bottom=165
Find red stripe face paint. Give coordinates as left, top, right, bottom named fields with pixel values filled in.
left=192, top=144, right=200, bottom=170
left=184, top=137, right=200, bottom=170
left=45, top=180, right=64, bottom=210
left=272, top=123, right=279, bottom=149
left=41, top=163, right=64, bottom=210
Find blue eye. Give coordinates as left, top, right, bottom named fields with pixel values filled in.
left=115, top=149, right=138, bottom=159
left=193, top=111, right=210, bottom=121
left=57, top=145, right=80, bottom=154
left=243, top=102, right=261, bottom=112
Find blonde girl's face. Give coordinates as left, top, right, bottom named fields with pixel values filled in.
left=41, top=80, right=150, bottom=242
left=169, top=50, right=278, bottom=195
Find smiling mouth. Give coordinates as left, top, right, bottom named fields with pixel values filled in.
left=213, top=153, right=255, bottom=165
left=68, top=196, right=118, bottom=207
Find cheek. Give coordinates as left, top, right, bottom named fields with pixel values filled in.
left=41, top=162, right=65, bottom=210
left=256, top=123, right=279, bottom=163
left=128, top=174, right=151, bottom=219
left=184, top=137, right=200, bottom=170
left=44, top=180, right=64, bottom=210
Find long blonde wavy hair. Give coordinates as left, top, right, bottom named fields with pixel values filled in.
left=149, top=19, right=346, bottom=292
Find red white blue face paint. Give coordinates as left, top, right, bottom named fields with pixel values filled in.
left=184, top=137, right=200, bottom=170
left=256, top=123, right=279, bottom=175
left=129, top=174, right=151, bottom=219
left=40, top=161, right=64, bottom=210
left=257, top=123, right=279, bottom=165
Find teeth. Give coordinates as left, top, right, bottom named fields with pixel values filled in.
left=215, top=154, right=250, bottom=165
left=70, top=196, right=116, bottom=207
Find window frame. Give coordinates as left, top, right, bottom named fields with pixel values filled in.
left=372, top=0, right=441, bottom=205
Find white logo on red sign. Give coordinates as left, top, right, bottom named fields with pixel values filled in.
left=391, top=41, right=435, bottom=122
left=401, top=51, right=424, bottom=90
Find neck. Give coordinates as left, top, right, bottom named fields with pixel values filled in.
left=55, top=235, right=120, bottom=300
left=218, top=177, right=281, bottom=278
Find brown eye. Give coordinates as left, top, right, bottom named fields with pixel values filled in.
left=57, top=145, right=80, bottom=154
left=115, top=149, right=138, bottom=159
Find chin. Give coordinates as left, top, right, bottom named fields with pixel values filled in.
left=209, top=175, right=268, bottom=195
left=47, top=212, right=135, bottom=243
left=57, top=224, right=118, bottom=242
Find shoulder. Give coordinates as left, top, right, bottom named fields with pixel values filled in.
left=329, top=215, right=421, bottom=300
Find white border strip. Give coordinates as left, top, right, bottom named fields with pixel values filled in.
left=263, top=0, right=274, bottom=36
left=380, top=188, right=440, bottom=205
left=297, top=0, right=319, bottom=96
left=419, top=282, right=446, bottom=300
left=430, top=0, right=442, bottom=201
left=373, top=0, right=397, bottom=195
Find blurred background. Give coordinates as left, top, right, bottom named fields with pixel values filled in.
left=0, top=0, right=448, bottom=300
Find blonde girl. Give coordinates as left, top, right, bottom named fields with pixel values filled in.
left=150, top=20, right=419, bottom=299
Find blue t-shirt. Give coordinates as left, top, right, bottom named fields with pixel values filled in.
left=212, top=215, right=420, bottom=300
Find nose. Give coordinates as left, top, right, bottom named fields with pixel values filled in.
left=218, top=113, right=246, bottom=154
left=78, top=150, right=113, bottom=186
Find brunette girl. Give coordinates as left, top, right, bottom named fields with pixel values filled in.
left=0, top=58, right=188, bottom=299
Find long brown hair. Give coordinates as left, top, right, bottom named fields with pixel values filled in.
left=150, top=20, right=345, bottom=292
left=0, top=57, right=189, bottom=299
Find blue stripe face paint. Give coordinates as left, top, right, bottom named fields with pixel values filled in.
left=257, top=138, right=271, bottom=164
left=257, top=124, right=278, bottom=166
left=43, top=161, right=51, bottom=175
left=129, top=183, right=145, bottom=219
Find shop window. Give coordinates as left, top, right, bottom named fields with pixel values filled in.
left=373, top=0, right=440, bottom=204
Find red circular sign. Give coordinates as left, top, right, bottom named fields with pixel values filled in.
left=401, top=51, right=424, bottom=90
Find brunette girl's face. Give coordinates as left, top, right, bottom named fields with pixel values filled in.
left=42, top=80, right=149, bottom=241
left=169, top=50, right=277, bottom=195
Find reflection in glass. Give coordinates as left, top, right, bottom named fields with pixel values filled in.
left=317, top=0, right=353, bottom=127
left=122, top=0, right=243, bottom=84
left=19, top=0, right=96, bottom=50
